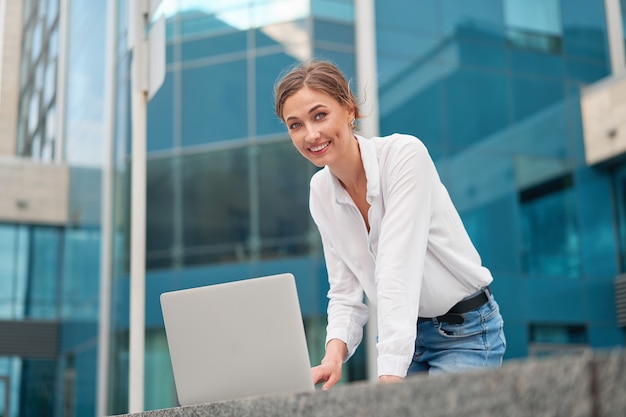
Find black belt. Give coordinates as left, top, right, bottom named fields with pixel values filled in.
left=419, top=286, right=491, bottom=325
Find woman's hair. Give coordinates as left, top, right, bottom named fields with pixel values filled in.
left=274, top=60, right=361, bottom=126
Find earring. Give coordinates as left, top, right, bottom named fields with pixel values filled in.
left=350, top=119, right=355, bottom=126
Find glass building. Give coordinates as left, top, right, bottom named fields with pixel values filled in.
left=1, top=0, right=625, bottom=416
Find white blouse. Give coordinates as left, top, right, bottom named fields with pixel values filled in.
left=309, top=133, right=493, bottom=377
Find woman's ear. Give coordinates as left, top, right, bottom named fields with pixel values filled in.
left=347, top=106, right=356, bottom=122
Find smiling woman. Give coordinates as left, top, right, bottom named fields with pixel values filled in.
left=273, top=60, right=506, bottom=389
left=281, top=87, right=355, bottom=169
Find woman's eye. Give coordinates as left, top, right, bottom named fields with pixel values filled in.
left=314, top=112, right=327, bottom=120
left=288, top=122, right=302, bottom=130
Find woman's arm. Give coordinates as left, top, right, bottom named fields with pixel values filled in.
left=374, top=137, right=436, bottom=377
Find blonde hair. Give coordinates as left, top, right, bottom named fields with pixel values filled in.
left=274, top=60, right=361, bottom=128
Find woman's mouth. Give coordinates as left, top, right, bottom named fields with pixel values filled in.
left=309, top=142, right=330, bottom=153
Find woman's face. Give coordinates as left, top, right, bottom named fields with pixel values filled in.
left=282, top=86, right=355, bottom=168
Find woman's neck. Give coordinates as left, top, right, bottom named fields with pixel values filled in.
left=330, top=137, right=366, bottom=196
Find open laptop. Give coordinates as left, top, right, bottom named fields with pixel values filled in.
left=160, top=273, right=315, bottom=406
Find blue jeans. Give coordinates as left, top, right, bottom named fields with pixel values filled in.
left=407, top=289, right=506, bottom=375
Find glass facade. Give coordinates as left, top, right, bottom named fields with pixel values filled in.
left=2, top=0, right=106, bottom=416
left=16, top=0, right=60, bottom=160
left=3, top=0, right=626, bottom=415
left=108, top=0, right=358, bottom=413
left=375, top=0, right=622, bottom=362
left=0, top=223, right=100, bottom=417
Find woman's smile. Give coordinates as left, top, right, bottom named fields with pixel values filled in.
left=282, top=86, right=355, bottom=168
left=309, top=141, right=331, bottom=153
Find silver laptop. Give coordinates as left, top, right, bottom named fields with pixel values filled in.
left=160, top=273, right=315, bottom=406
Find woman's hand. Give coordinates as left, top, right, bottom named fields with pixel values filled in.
left=378, top=375, right=403, bottom=384
left=312, top=339, right=347, bottom=390
left=312, top=360, right=342, bottom=390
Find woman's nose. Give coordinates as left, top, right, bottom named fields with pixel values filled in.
left=305, top=124, right=321, bottom=141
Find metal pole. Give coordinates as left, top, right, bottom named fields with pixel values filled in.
left=605, top=0, right=626, bottom=75
left=355, top=0, right=380, bottom=383
left=96, top=0, right=117, bottom=414
left=129, top=0, right=148, bottom=412
left=55, top=0, right=69, bottom=163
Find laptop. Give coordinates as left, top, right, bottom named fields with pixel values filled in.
left=160, top=273, right=315, bottom=406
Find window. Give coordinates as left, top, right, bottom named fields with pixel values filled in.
left=16, top=0, right=60, bottom=161
left=528, top=324, right=588, bottom=357
left=504, top=0, right=562, bottom=53
left=519, top=173, right=580, bottom=278
left=181, top=147, right=250, bottom=266
left=613, top=165, right=626, bottom=272
left=0, top=375, right=8, bottom=417
left=622, top=0, right=626, bottom=45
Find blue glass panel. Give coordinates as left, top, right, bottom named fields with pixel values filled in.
left=61, top=228, right=100, bottom=318
left=146, top=157, right=175, bottom=270
left=313, top=19, right=354, bottom=45
left=563, top=90, right=586, bottom=164
left=0, top=225, right=18, bottom=319
left=13, top=227, right=28, bottom=319
left=375, top=0, right=439, bottom=35
left=0, top=376, right=5, bottom=417
left=181, top=147, right=250, bottom=265
left=378, top=61, right=445, bottom=158
left=504, top=0, right=562, bottom=54
left=525, top=279, right=586, bottom=321
left=519, top=175, right=580, bottom=278
left=180, top=60, right=248, bottom=146
left=623, top=0, right=626, bottom=38
left=64, top=0, right=106, bottom=166
left=72, top=346, right=98, bottom=417
left=18, top=359, right=56, bottom=417
left=564, top=58, right=609, bottom=84
left=509, top=49, right=564, bottom=78
left=68, top=166, right=102, bottom=227
left=560, top=0, right=608, bottom=62
left=513, top=101, right=569, bottom=159
left=377, top=29, right=441, bottom=62
left=584, top=279, right=619, bottom=324
left=510, top=75, right=564, bottom=123
left=461, top=194, right=520, bottom=276
left=165, top=16, right=176, bottom=40
left=530, top=324, right=588, bottom=344
left=115, top=54, right=131, bottom=159
left=147, top=71, right=174, bottom=152
left=444, top=68, right=510, bottom=151
left=144, top=329, right=176, bottom=410
left=440, top=0, right=505, bottom=43
left=257, top=141, right=312, bottom=257
left=457, top=40, right=507, bottom=70
left=165, top=42, right=175, bottom=65
left=312, top=50, right=355, bottom=81
left=255, top=53, right=298, bottom=136
left=178, top=10, right=240, bottom=40
left=504, top=0, right=561, bottom=35
left=575, top=167, right=618, bottom=278
left=180, top=31, right=247, bottom=62
left=26, top=227, right=61, bottom=319
left=311, top=0, right=354, bottom=23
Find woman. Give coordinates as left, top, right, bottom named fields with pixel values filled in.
left=274, top=60, right=505, bottom=389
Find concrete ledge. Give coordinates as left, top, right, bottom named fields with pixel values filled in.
left=0, top=157, right=69, bottom=224
left=112, top=349, right=626, bottom=417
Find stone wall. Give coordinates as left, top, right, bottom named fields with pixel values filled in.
left=112, top=349, right=626, bottom=417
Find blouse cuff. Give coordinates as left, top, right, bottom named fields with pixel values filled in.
left=377, top=354, right=411, bottom=378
